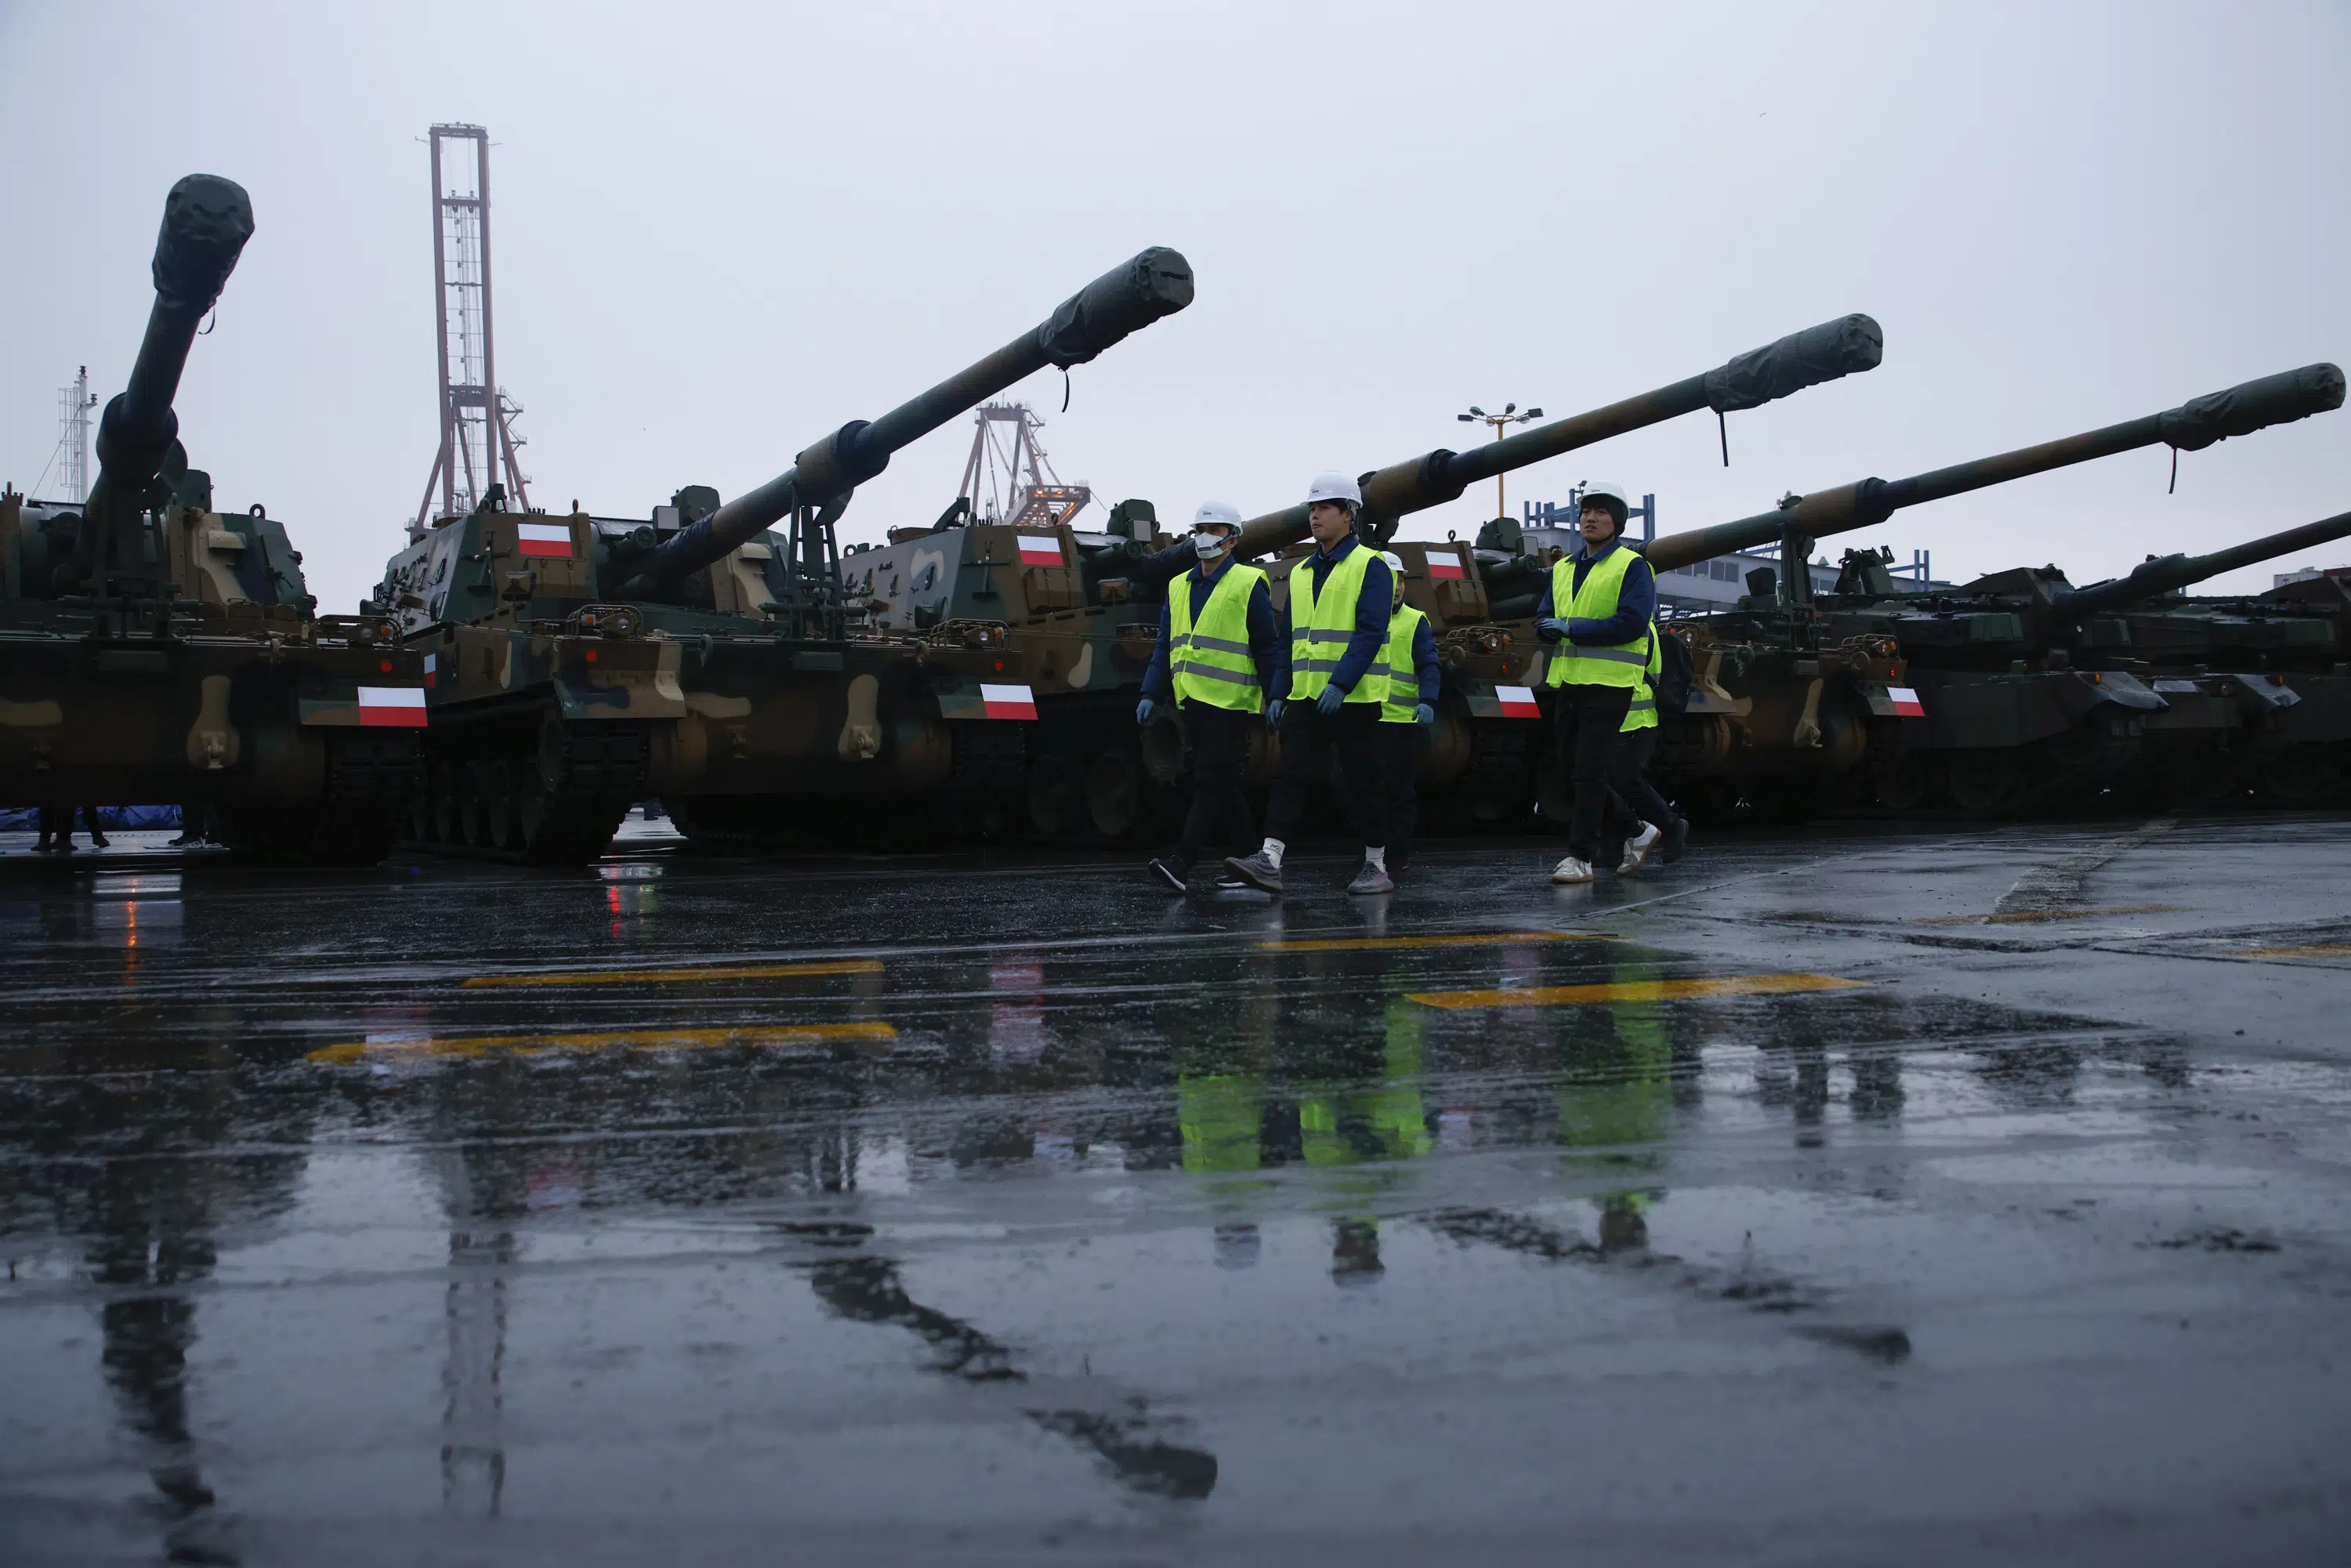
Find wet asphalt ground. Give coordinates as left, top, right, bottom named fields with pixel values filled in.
left=1, top=814, right=2347, bottom=1566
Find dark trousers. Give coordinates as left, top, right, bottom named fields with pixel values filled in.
left=1376, top=721, right=1421, bottom=867
left=1170, top=701, right=1257, bottom=871
left=1265, top=699, right=1385, bottom=851
left=1609, top=727, right=1679, bottom=835
left=1549, top=684, right=1643, bottom=863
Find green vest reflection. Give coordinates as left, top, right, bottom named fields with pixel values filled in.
left=1179, top=999, right=1436, bottom=1283
left=1557, top=961, right=1673, bottom=1251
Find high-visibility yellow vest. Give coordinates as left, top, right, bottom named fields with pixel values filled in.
left=1168, top=561, right=1266, bottom=713
left=1621, top=621, right=1663, bottom=733
left=1287, top=544, right=1381, bottom=704
left=1545, top=546, right=1650, bottom=690
left=1378, top=605, right=1429, bottom=724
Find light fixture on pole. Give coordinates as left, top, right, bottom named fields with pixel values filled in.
left=1456, top=402, right=1543, bottom=520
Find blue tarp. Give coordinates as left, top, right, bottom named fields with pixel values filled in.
left=0, top=806, right=183, bottom=830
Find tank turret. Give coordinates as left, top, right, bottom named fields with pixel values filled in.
left=67, top=176, right=255, bottom=595
left=2046, top=508, right=2351, bottom=622
left=1230, top=313, right=1884, bottom=560
left=1643, top=363, right=2345, bottom=578
left=621, top=248, right=1194, bottom=598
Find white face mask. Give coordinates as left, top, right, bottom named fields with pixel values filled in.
left=1194, top=531, right=1232, bottom=559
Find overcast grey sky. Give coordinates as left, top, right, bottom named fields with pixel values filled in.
left=3, top=2, right=2345, bottom=614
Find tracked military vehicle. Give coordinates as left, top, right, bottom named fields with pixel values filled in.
left=1813, top=509, right=2351, bottom=812
left=1, top=176, right=425, bottom=862
left=370, top=248, right=1194, bottom=860
left=1621, top=363, right=2345, bottom=819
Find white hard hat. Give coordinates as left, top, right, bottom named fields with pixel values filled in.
left=1191, top=500, right=1242, bottom=531
left=1305, top=471, right=1362, bottom=509
left=1378, top=551, right=1404, bottom=574
left=1581, top=480, right=1631, bottom=513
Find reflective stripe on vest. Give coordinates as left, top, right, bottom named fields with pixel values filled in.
left=1169, top=561, right=1266, bottom=713
left=1621, top=620, right=1663, bottom=733
left=1379, top=604, right=1429, bottom=723
left=1545, top=546, right=1650, bottom=690
left=1287, top=544, right=1381, bottom=703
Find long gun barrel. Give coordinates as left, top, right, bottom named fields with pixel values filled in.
left=2053, top=507, right=2351, bottom=621
left=625, top=247, right=1194, bottom=592
left=1230, top=313, right=1883, bottom=559
left=1644, top=363, right=2346, bottom=574
left=72, top=175, right=254, bottom=585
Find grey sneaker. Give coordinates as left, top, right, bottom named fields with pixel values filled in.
left=1347, top=863, right=1396, bottom=896
left=1661, top=817, right=1690, bottom=864
left=1221, top=850, right=1284, bottom=895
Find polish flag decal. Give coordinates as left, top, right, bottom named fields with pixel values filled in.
left=1427, top=556, right=1467, bottom=581
left=1495, top=684, right=1541, bottom=719
left=980, top=683, right=1038, bottom=720
left=516, top=521, right=573, bottom=559
left=1016, top=534, right=1063, bottom=566
left=422, top=652, right=437, bottom=690
left=1888, top=686, right=1926, bottom=718
left=357, top=686, right=429, bottom=727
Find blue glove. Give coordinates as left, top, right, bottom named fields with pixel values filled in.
left=1315, top=686, right=1345, bottom=717
left=1414, top=702, right=1436, bottom=727
left=1538, top=617, right=1570, bottom=640
left=1136, top=696, right=1157, bottom=726
left=1266, top=699, right=1285, bottom=727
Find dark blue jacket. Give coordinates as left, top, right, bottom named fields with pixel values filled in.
left=1274, top=534, right=1393, bottom=696
left=1534, top=540, right=1657, bottom=648
left=1143, top=553, right=1284, bottom=703
left=1404, top=614, right=1442, bottom=706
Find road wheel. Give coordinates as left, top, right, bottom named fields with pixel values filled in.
left=1086, top=748, right=1143, bottom=842
left=458, top=762, right=492, bottom=846
left=1946, top=751, right=2026, bottom=817
left=484, top=759, right=524, bottom=851
left=1025, top=753, right=1083, bottom=839
left=431, top=762, right=465, bottom=845
left=1871, top=752, right=1940, bottom=812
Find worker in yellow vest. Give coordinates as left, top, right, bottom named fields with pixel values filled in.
left=1373, top=550, right=1441, bottom=876
left=1609, top=617, right=1689, bottom=875
left=1535, top=480, right=1659, bottom=883
left=1138, top=501, right=1284, bottom=890
left=1223, top=472, right=1396, bottom=897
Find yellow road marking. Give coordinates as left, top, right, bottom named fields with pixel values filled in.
left=310, top=1020, right=897, bottom=1063
left=2228, top=943, right=2351, bottom=959
left=458, top=958, right=883, bottom=989
left=1259, top=932, right=1609, bottom=953
left=1914, top=904, right=2185, bottom=926
left=1409, top=973, right=1867, bottom=1010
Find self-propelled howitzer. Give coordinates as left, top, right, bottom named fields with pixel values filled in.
left=1858, top=508, right=2351, bottom=809
left=374, top=248, right=1194, bottom=862
left=2, top=176, right=425, bottom=860
left=1628, top=364, right=2345, bottom=820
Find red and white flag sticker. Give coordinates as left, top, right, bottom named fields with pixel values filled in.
left=516, top=520, right=572, bottom=559
left=1496, top=684, right=1541, bottom=718
left=1888, top=686, right=1926, bottom=717
left=1016, top=534, right=1063, bottom=566
left=422, top=652, right=437, bottom=690
left=980, top=683, right=1038, bottom=720
left=1427, top=556, right=1467, bottom=581
left=357, top=686, right=429, bottom=727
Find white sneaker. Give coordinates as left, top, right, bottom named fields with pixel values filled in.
left=1550, top=855, right=1596, bottom=885
left=1617, top=822, right=1662, bottom=875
